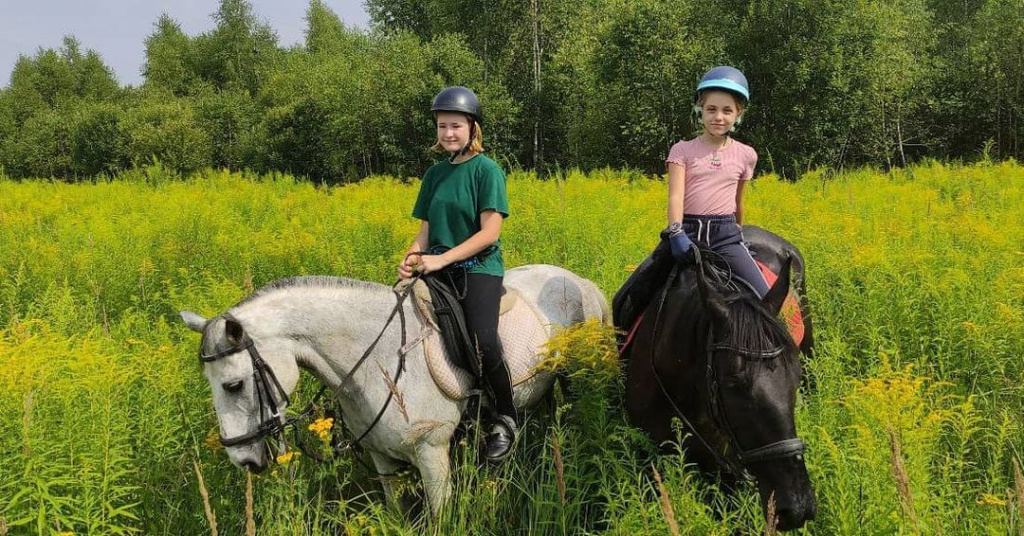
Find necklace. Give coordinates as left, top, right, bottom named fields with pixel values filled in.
left=705, top=136, right=728, bottom=169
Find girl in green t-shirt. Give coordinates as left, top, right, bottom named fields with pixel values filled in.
left=398, top=86, right=516, bottom=464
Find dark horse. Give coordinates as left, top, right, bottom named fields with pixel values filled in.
left=623, top=227, right=816, bottom=531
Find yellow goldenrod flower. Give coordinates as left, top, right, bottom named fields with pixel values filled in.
left=976, top=493, right=1007, bottom=506
left=308, top=417, right=334, bottom=440
left=203, top=431, right=222, bottom=450
left=276, top=450, right=300, bottom=465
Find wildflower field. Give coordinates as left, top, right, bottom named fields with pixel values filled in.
left=0, top=161, right=1021, bottom=534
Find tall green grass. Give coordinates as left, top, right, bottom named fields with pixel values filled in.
left=0, top=161, right=1020, bottom=534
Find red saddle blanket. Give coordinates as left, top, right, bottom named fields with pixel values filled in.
left=620, top=260, right=804, bottom=357
left=757, top=260, right=805, bottom=347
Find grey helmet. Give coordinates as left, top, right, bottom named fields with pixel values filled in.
left=431, top=86, right=482, bottom=124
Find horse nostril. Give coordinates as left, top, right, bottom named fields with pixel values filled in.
left=243, top=461, right=263, bottom=473
left=223, top=380, right=244, bottom=393
left=774, top=507, right=807, bottom=531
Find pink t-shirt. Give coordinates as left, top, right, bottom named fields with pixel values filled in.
left=665, top=138, right=757, bottom=216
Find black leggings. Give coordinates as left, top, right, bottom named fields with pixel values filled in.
left=451, top=271, right=516, bottom=420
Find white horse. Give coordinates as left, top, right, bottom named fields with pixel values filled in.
left=180, top=264, right=608, bottom=514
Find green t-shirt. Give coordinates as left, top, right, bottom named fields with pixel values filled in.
left=412, top=154, right=509, bottom=277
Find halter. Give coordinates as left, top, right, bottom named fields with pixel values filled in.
left=648, top=263, right=805, bottom=481
left=200, top=284, right=413, bottom=455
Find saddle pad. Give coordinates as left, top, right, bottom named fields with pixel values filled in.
left=755, top=260, right=805, bottom=346
left=418, top=289, right=551, bottom=400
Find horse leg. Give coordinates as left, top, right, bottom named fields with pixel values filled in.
left=414, top=442, right=453, bottom=516
left=368, top=452, right=416, bottom=514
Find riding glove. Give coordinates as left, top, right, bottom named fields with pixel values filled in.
left=663, top=227, right=697, bottom=265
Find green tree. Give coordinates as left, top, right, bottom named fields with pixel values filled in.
left=728, top=0, right=937, bottom=174
left=851, top=0, right=938, bottom=167
left=365, top=0, right=574, bottom=169
left=121, top=93, right=212, bottom=174
left=195, top=88, right=259, bottom=169
left=0, top=37, right=121, bottom=179
left=194, top=0, right=280, bottom=94
left=261, top=3, right=515, bottom=182
left=305, top=0, right=360, bottom=56
left=143, top=15, right=204, bottom=95
left=967, top=0, right=1024, bottom=159
left=560, top=0, right=726, bottom=171
left=4, top=109, right=74, bottom=178
left=71, top=102, right=127, bottom=176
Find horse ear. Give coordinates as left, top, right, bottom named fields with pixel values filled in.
left=225, top=317, right=245, bottom=345
left=762, top=255, right=792, bottom=316
left=179, top=311, right=208, bottom=333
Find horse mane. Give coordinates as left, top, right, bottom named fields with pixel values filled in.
left=695, top=250, right=799, bottom=373
left=195, top=276, right=389, bottom=362
left=235, top=275, right=389, bottom=307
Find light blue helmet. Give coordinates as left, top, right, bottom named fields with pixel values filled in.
left=695, top=66, right=750, bottom=104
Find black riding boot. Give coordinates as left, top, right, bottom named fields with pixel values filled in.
left=486, top=414, right=517, bottom=463
left=483, top=358, right=517, bottom=463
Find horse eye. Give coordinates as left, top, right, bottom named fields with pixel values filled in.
left=725, top=373, right=749, bottom=390
left=223, top=380, right=244, bottom=393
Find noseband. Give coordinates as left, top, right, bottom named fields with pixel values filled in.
left=649, top=264, right=805, bottom=480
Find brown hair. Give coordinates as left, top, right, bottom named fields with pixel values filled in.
left=697, top=89, right=746, bottom=114
left=431, top=117, right=484, bottom=153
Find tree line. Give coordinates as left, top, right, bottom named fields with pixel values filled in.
left=0, top=0, right=1021, bottom=183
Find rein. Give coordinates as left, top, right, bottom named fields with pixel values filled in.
left=332, top=280, right=411, bottom=447
left=647, top=262, right=804, bottom=480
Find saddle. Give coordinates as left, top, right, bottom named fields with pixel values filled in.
left=394, top=278, right=552, bottom=401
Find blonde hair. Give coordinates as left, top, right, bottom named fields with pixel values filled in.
left=432, top=118, right=484, bottom=154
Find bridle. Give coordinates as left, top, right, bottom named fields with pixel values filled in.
left=649, top=263, right=805, bottom=480
left=199, top=283, right=414, bottom=455
left=200, top=312, right=294, bottom=449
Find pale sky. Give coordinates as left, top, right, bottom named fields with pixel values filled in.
left=0, top=0, right=370, bottom=87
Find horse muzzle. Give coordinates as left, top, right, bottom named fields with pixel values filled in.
left=226, top=443, right=269, bottom=473
left=773, top=493, right=817, bottom=531
left=754, top=456, right=817, bottom=531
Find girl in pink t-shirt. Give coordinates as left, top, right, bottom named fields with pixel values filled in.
left=613, top=66, right=769, bottom=330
